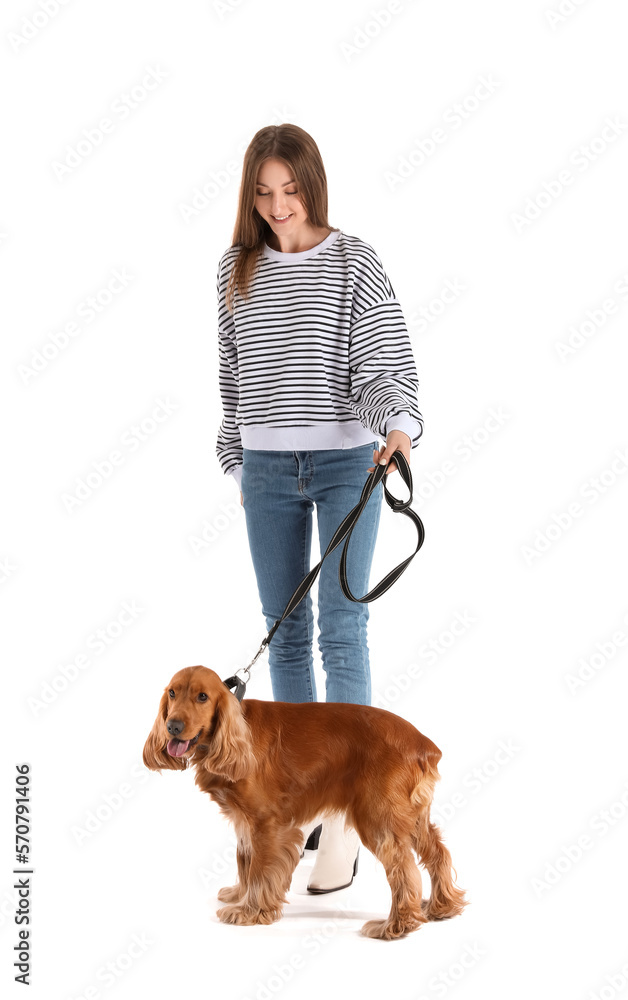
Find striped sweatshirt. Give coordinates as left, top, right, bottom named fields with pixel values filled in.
left=216, top=229, right=423, bottom=487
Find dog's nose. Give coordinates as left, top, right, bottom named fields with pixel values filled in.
left=167, top=718, right=185, bottom=736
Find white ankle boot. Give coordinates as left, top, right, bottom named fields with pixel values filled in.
left=299, top=817, right=323, bottom=858
left=307, top=813, right=361, bottom=893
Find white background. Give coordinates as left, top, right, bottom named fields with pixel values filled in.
left=2, top=0, right=628, bottom=997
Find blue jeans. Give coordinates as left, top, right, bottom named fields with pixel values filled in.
left=240, top=443, right=383, bottom=705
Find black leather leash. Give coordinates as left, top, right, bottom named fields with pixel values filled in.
left=223, top=449, right=424, bottom=701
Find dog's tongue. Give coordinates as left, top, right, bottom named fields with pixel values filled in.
left=167, top=738, right=190, bottom=758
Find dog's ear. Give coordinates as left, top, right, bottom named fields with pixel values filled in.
left=143, top=688, right=187, bottom=772
left=202, top=686, right=254, bottom=782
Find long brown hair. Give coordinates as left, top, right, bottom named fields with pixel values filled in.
left=225, top=124, right=339, bottom=313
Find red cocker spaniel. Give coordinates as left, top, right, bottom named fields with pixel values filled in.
left=143, top=665, right=466, bottom=939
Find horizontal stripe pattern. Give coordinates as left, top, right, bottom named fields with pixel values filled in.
left=216, top=231, right=423, bottom=476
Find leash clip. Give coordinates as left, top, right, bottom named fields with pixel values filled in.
left=246, top=633, right=271, bottom=671
left=222, top=673, right=248, bottom=702
left=222, top=631, right=272, bottom=701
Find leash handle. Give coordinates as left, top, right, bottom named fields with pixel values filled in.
left=266, top=449, right=424, bottom=641
left=339, top=449, right=424, bottom=603
left=223, top=449, right=424, bottom=701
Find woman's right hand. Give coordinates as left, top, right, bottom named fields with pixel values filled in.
left=240, top=491, right=243, bottom=506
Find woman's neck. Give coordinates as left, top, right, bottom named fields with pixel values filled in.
left=265, top=224, right=332, bottom=254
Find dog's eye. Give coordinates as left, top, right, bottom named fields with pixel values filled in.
left=168, top=689, right=175, bottom=698
left=197, top=692, right=208, bottom=702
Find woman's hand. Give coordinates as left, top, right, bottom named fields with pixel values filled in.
left=240, top=491, right=243, bottom=506
left=368, top=429, right=411, bottom=475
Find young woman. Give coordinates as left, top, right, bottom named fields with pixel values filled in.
left=216, top=123, right=423, bottom=893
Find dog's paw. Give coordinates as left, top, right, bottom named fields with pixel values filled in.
left=422, top=905, right=465, bottom=921
left=217, top=884, right=242, bottom=903
left=217, top=904, right=282, bottom=926
left=422, top=892, right=467, bottom=921
left=360, top=917, right=424, bottom=940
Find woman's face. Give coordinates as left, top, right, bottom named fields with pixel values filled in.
left=254, top=158, right=309, bottom=238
